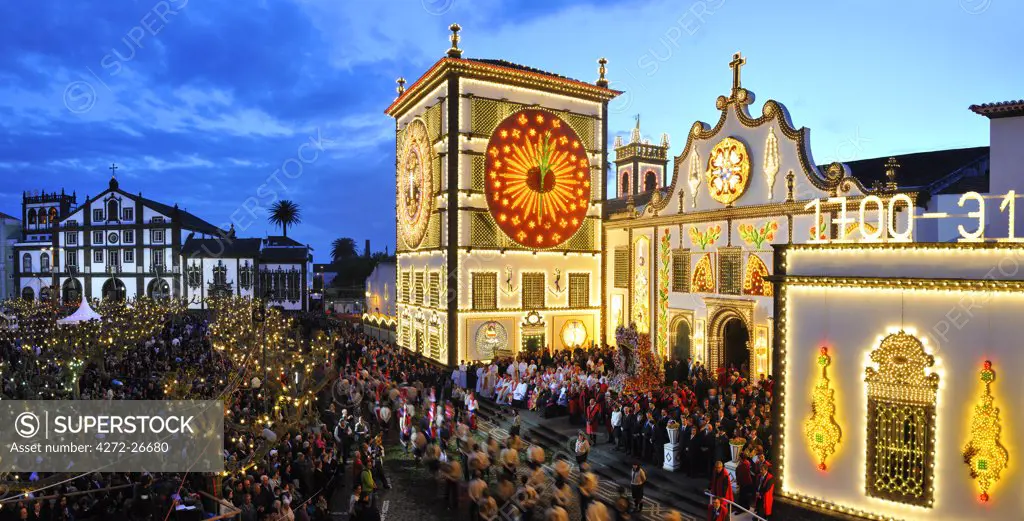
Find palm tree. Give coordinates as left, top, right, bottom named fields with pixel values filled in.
left=268, top=200, right=301, bottom=237
left=331, top=238, right=357, bottom=261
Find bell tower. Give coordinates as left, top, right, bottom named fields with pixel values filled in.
left=613, top=116, right=670, bottom=198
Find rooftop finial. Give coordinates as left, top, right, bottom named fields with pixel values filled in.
left=447, top=23, right=462, bottom=58
left=109, top=162, right=118, bottom=178
left=630, top=115, right=641, bottom=144
left=729, top=52, right=746, bottom=96
left=396, top=77, right=406, bottom=96
left=884, top=156, right=900, bottom=190
left=596, top=58, right=608, bottom=88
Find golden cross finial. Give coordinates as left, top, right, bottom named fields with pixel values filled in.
left=729, top=52, right=746, bottom=95
left=596, top=58, right=608, bottom=88
left=447, top=23, right=462, bottom=58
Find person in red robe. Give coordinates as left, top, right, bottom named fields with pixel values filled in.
left=706, top=497, right=729, bottom=521
left=708, top=460, right=734, bottom=503
left=755, top=464, right=775, bottom=518
left=586, top=398, right=601, bottom=444
left=736, top=453, right=755, bottom=510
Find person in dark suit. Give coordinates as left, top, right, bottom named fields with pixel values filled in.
left=631, top=411, right=645, bottom=458
left=653, top=410, right=669, bottom=467
left=706, top=497, right=729, bottom=521
left=618, top=406, right=633, bottom=452
left=641, top=413, right=655, bottom=462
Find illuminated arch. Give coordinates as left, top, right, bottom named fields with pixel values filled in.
left=742, top=254, right=772, bottom=296
left=692, top=253, right=715, bottom=293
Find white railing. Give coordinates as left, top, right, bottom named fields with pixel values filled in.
left=704, top=490, right=767, bottom=521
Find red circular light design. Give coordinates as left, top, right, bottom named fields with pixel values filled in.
left=485, top=109, right=591, bottom=248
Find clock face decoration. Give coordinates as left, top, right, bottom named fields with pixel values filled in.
left=485, top=109, right=591, bottom=248
left=397, top=118, right=434, bottom=248
left=705, top=137, right=751, bottom=206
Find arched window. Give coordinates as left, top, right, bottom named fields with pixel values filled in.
left=21, top=286, right=34, bottom=301
left=39, top=209, right=48, bottom=225
left=644, top=170, right=657, bottom=192
left=62, top=278, right=83, bottom=304
left=107, top=199, right=119, bottom=222
left=21, top=253, right=32, bottom=273
left=620, top=172, right=630, bottom=197
left=40, top=252, right=50, bottom=272
left=48, top=207, right=58, bottom=224
left=27, top=208, right=36, bottom=225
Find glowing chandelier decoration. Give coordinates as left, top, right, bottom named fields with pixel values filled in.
left=962, top=360, right=1008, bottom=502
left=485, top=109, right=591, bottom=248
left=803, top=346, right=842, bottom=471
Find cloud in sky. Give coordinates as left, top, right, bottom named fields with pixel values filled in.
left=0, top=0, right=1020, bottom=258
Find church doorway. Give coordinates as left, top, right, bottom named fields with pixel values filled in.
left=672, top=320, right=691, bottom=361
left=148, top=279, right=170, bottom=300
left=723, top=317, right=750, bottom=376
left=102, top=278, right=127, bottom=302
left=62, top=278, right=82, bottom=304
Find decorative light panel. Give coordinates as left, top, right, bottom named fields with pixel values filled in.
left=742, top=254, right=772, bottom=297
left=962, top=360, right=1008, bottom=503
left=560, top=319, right=588, bottom=349
left=397, top=118, right=434, bottom=248
left=804, top=346, right=842, bottom=471
left=764, top=127, right=780, bottom=199
left=475, top=320, right=508, bottom=359
left=705, top=137, right=751, bottom=206
left=692, top=253, right=715, bottom=293
left=864, top=331, right=938, bottom=508
left=632, top=235, right=650, bottom=334
left=485, top=109, right=591, bottom=248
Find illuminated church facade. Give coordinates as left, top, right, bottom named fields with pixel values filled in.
left=387, top=25, right=1024, bottom=520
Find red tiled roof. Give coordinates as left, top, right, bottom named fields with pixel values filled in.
left=969, top=99, right=1024, bottom=119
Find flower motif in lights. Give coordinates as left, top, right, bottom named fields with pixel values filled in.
left=705, top=137, right=751, bottom=205
left=689, top=224, right=721, bottom=250
left=485, top=109, right=591, bottom=248
left=398, top=118, right=434, bottom=249
left=739, top=220, right=777, bottom=249
left=962, top=360, right=1008, bottom=502
left=804, top=346, right=842, bottom=471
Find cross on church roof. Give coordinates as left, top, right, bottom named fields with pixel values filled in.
left=109, top=162, right=118, bottom=178
left=729, top=52, right=746, bottom=95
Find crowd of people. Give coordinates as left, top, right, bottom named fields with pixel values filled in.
left=0, top=302, right=777, bottom=521
left=0, top=311, right=342, bottom=521
left=449, top=346, right=777, bottom=519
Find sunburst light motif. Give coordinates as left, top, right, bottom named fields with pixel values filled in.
left=485, top=109, right=591, bottom=248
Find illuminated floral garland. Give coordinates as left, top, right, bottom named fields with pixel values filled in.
left=803, top=346, right=842, bottom=471
left=657, top=230, right=671, bottom=356
left=962, top=360, right=1008, bottom=502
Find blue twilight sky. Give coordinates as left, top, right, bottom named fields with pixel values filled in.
left=0, top=0, right=1020, bottom=258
